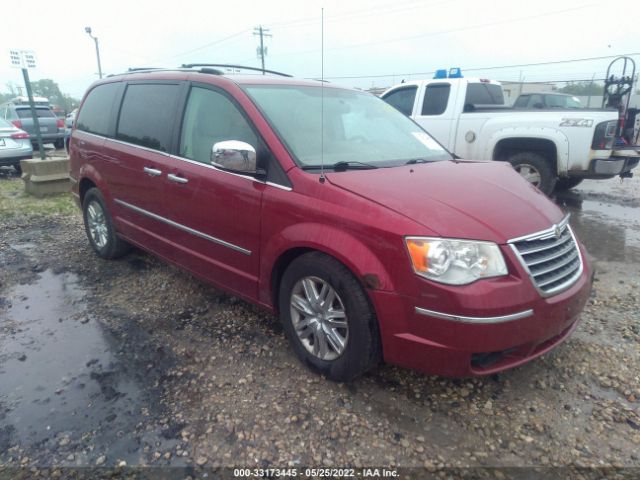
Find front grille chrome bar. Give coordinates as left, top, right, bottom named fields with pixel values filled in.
left=508, top=215, right=583, bottom=297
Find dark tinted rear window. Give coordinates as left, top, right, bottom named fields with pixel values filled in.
left=421, top=84, right=450, bottom=115
left=76, top=82, right=121, bottom=136
left=382, top=86, right=417, bottom=116
left=465, top=83, right=504, bottom=105
left=116, top=83, right=181, bottom=152
left=16, top=108, right=55, bottom=119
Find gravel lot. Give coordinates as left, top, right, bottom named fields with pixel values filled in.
left=0, top=168, right=638, bottom=478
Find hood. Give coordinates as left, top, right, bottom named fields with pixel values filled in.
left=326, top=160, right=564, bottom=243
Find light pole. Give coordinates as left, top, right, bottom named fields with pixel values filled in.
left=85, top=27, right=103, bottom=79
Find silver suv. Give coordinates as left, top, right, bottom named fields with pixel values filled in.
left=0, top=98, right=65, bottom=148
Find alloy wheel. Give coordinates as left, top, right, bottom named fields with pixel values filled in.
left=86, top=200, right=109, bottom=249
left=289, top=276, right=349, bottom=361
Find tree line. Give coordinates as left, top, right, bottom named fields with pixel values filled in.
left=0, top=79, right=80, bottom=114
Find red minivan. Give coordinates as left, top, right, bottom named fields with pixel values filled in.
left=69, top=66, right=593, bottom=381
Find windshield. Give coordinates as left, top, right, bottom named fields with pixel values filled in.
left=243, top=85, right=452, bottom=169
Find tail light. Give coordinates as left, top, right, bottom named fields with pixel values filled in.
left=57, top=118, right=65, bottom=128
left=11, top=120, right=23, bottom=129
left=11, top=132, right=30, bottom=139
left=591, top=120, right=617, bottom=150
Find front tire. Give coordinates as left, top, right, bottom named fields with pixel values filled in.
left=507, top=151, right=556, bottom=195
left=82, top=188, right=131, bottom=259
left=279, top=252, right=381, bottom=381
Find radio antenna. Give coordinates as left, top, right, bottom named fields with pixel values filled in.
left=319, top=7, right=326, bottom=183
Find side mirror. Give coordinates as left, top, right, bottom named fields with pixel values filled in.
left=211, top=140, right=264, bottom=176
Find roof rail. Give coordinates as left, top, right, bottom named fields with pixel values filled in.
left=127, top=67, right=169, bottom=72
left=181, top=63, right=292, bottom=77
left=108, top=67, right=221, bottom=78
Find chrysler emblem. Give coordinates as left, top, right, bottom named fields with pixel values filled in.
left=554, top=225, right=563, bottom=239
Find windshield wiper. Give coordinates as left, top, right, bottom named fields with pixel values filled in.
left=332, top=161, right=378, bottom=171
left=300, top=161, right=379, bottom=171
left=405, top=158, right=430, bottom=164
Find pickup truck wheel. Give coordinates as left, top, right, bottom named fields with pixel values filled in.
left=555, top=177, right=583, bottom=191
left=82, top=188, right=131, bottom=259
left=279, top=252, right=381, bottom=382
left=508, top=152, right=556, bottom=195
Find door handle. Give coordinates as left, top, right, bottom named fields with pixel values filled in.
left=143, top=167, right=162, bottom=177
left=167, top=173, right=188, bottom=184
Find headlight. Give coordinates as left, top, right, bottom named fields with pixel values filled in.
left=405, top=237, right=508, bottom=285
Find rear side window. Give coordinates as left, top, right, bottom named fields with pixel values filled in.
left=16, top=108, right=55, bottom=119
left=116, top=83, right=181, bottom=152
left=465, top=83, right=505, bottom=106
left=76, top=83, right=121, bottom=136
left=514, top=95, right=529, bottom=108
left=382, top=86, right=417, bottom=116
left=421, top=84, right=450, bottom=115
left=528, top=94, right=543, bottom=108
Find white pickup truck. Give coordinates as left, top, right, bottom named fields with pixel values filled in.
left=381, top=74, right=639, bottom=194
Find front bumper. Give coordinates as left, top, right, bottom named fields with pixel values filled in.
left=371, top=247, right=593, bottom=377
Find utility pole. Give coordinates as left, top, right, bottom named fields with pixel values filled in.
left=587, top=72, right=596, bottom=108
left=253, top=26, right=272, bottom=74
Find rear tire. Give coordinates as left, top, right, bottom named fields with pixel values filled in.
left=507, top=151, right=556, bottom=195
left=82, top=188, right=131, bottom=259
left=555, top=177, right=583, bottom=191
left=13, top=163, right=22, bottom=175
left=54, top=139, right=65, bottom=149
left=278, top=252, right=381, bottom=381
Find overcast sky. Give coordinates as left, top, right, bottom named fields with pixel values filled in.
left=1, top=0, right=638, bottom=99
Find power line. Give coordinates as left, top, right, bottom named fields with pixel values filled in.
left=145, top=29, right=251, bottom=65
left=269, top=3, right=598, bottom=58
left=321, top=52, right=640, bottom=80
left=268, top=0, right=455, bottom=30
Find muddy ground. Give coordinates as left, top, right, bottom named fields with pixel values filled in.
left=0, top=167, right=638, bottom=478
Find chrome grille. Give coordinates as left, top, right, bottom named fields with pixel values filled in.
left=509, top=216, right=582, bottom=296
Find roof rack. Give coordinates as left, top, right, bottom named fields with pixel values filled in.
left=181, top=63, right=292, bottom=77
left=108, top=68, right=185, bottom=78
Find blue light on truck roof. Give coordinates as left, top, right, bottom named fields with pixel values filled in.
left=434, top=68, right=463, bottom=79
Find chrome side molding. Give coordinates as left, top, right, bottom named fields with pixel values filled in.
left=415, top=306, right=534, bottom=324
left=114, top=199, right=251, bottom=255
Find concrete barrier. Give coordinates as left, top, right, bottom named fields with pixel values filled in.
left=20, top=158, right=71, bottom=198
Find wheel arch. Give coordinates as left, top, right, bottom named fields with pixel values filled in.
left=262, top=224, right=396, bottom=312
left=487, top=129, right=569, bottom=174
left=78, top=177, right=97, bottom=204
left=77, top=164, right=111, bottom=205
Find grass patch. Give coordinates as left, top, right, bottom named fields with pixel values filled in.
left=0, top=176, right=78, bottom=218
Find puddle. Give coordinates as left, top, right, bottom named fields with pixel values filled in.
left=555, top=191, right=640, bottom=263
left=0, top=270, right=181, bottom=465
